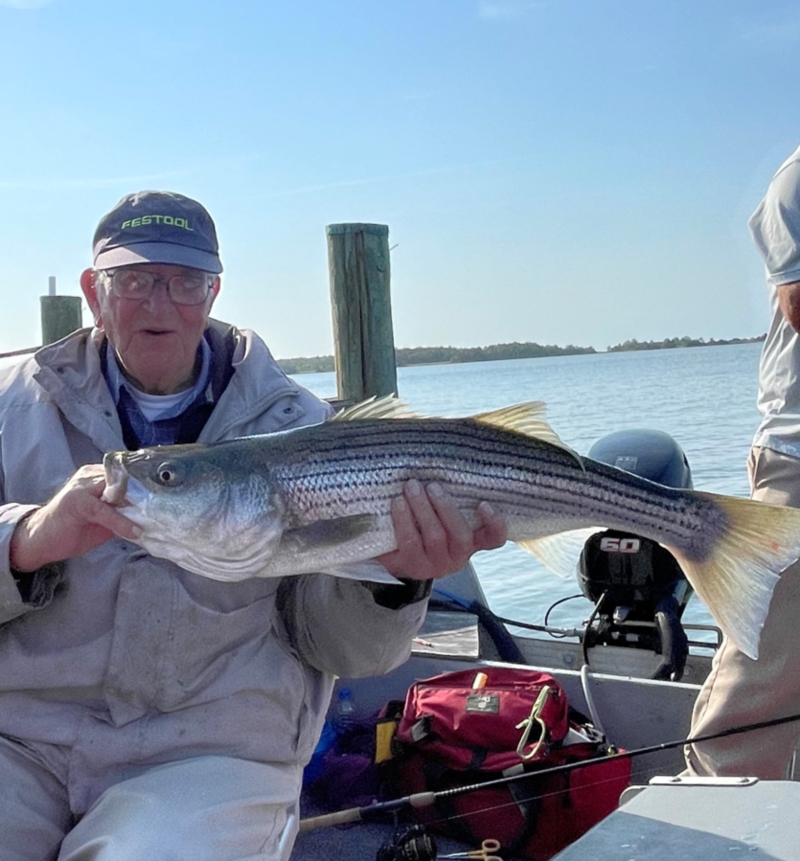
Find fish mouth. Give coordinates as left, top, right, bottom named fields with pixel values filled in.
left=101, top=452, right=129, bottom=505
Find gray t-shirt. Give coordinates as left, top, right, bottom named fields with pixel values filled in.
left=748, top=144, right=800, bottom=454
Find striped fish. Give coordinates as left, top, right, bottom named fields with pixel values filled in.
left=102, top=398, right=800, bottom=659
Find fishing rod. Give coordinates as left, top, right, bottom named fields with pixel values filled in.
left=299, top=710, right=800, bottom=833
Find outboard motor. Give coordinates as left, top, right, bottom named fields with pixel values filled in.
left=577, top=429, right=694, bottom=681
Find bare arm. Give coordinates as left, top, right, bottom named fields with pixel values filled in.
left=9, top=465, right=142, bottom=572
left=777, top=281, right=800, bottom=332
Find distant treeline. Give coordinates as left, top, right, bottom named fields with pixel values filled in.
left=278, top=355, right=336, bottom=374
left=277, top=335, right=766, bottom=375
left=277, top=341, right=596, bottom=375
left=396, top=342, right=596, bottom=365
left=607, top=335, right=765, bottom=352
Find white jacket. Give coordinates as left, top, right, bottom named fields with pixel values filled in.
left=0, top=322, right=426, bottom=815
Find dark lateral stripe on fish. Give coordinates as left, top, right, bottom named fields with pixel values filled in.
left=262, top=420, right=723, bottom=555
left=274, top=422, right=678, bottom=500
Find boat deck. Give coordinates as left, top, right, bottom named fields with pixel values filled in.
left=289, top=577, right=724, bottom=860
left=294, top=799, right=519, bottom=861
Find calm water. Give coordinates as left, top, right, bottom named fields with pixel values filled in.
left=291, top=343, right=763, bottom=632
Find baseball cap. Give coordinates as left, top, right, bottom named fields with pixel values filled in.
left=92, top=191, right=223, bottom=274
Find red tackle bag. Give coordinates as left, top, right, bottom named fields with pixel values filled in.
left=392, top=667, right=631, bottom=860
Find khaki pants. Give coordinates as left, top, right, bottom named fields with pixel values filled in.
left=684, top=446, right=800, bottom=779
left=0, top=735, right=301, bottom=861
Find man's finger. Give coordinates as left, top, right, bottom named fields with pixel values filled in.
left=72, top=464, right=108, bottom=492
left=77, top=493, right=142, bottom=540
left=473, top=501, right=508, bottom=550
left=426, top=482, right=473, bottom=558
left=389, top=495, right=419, bottom=551
left=403, top=480, right=448, bottom=560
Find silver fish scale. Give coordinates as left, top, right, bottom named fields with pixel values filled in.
left=266, top=419, right=726, bottom=559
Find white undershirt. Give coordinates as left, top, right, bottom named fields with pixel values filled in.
left=125, top=389, right=192, bottom=422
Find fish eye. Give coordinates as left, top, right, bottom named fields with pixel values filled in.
left=155, top=462, right=182, bottom=486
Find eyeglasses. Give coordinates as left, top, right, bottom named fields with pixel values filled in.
left=100, top=268, right=215, bottom=306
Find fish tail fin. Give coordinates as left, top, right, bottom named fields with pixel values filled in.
left=670, top=493, right=800, bottom=660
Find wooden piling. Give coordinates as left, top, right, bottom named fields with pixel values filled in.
left=40, top=296, right=83, bottom=345
left=326, top=223, right=397, bottom=405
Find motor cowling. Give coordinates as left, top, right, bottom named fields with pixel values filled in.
left=577, top=430, right=694, bottom=680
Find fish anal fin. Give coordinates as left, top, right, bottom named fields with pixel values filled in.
left=516, top=528, right=603, bottom=578
left=319, top=560, right=400, bottom=584
left=282, top=514, right=377, bottom=552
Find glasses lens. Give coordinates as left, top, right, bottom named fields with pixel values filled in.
left=110, top=269, right=153, bottom=299
left=168, top=275, right=209, bottom=305
left=106, top=269, right=211, bottom=305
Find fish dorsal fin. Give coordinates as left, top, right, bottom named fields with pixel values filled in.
left=472, top=402, right=583, bottom=464
left=333, top=394, right=420, bottom=422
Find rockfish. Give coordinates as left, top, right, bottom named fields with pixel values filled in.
left=102, top=399, right=800, bottom=659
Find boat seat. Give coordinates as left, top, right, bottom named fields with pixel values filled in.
left=552, top=777, right=800, bottom=860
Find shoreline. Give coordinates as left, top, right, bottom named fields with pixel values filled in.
left=279, top=337, right=764, bottom=375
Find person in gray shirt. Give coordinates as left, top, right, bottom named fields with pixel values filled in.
left=685, top=144, right=800, bottom=778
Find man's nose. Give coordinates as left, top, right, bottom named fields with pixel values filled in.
left=142, top=280, right=173, bottom=310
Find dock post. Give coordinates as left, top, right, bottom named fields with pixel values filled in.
left=326, top=223, right=397, bottom=404
left=40, top=277, right=83, bottom=345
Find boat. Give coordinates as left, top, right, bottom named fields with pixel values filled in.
left=291, top=428, right=798, bottom=861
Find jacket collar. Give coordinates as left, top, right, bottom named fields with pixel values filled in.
left=32, top=320, right=304, bottom=449
left=33, top=328, right=124, bottom=453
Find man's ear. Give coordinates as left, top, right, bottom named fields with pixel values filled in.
left=80, top=268, right=102, bottom=326
left=207, top=276, right=221, bottom=309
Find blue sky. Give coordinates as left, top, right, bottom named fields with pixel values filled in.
left=1, top=0, right=799, bottom=358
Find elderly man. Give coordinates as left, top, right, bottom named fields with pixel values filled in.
left=0, top=191, right=507, bottom=861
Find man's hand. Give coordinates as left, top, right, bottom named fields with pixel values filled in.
left=9, top=465, right=142, bottom=573
left=377, top=479, right=507, bottom=581
left=777, top=281, right=800, bottom=331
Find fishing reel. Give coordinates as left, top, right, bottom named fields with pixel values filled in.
left=577, top=429, right=694, bottom=681
left=375, top=824, right=437, bottom=861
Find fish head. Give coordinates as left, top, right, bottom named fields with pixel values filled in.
left=102, top=442, right=286, bottom=581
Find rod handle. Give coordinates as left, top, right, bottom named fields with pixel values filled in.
left=298, top=807, right=363, bottom=833
left=408, top=791, right=437, bottom=809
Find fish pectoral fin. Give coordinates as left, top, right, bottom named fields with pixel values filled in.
left=516, top=528, right=603, bottom=578
left=332, top=395, right=420, bottom=422
left=282, top=514, right=378, bottom=551
left=471, top=403, right=584, bottom=468
left=319, top=559, right=400, bottom=584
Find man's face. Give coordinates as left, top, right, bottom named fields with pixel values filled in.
left=81, top=263, right=220, bottom=395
